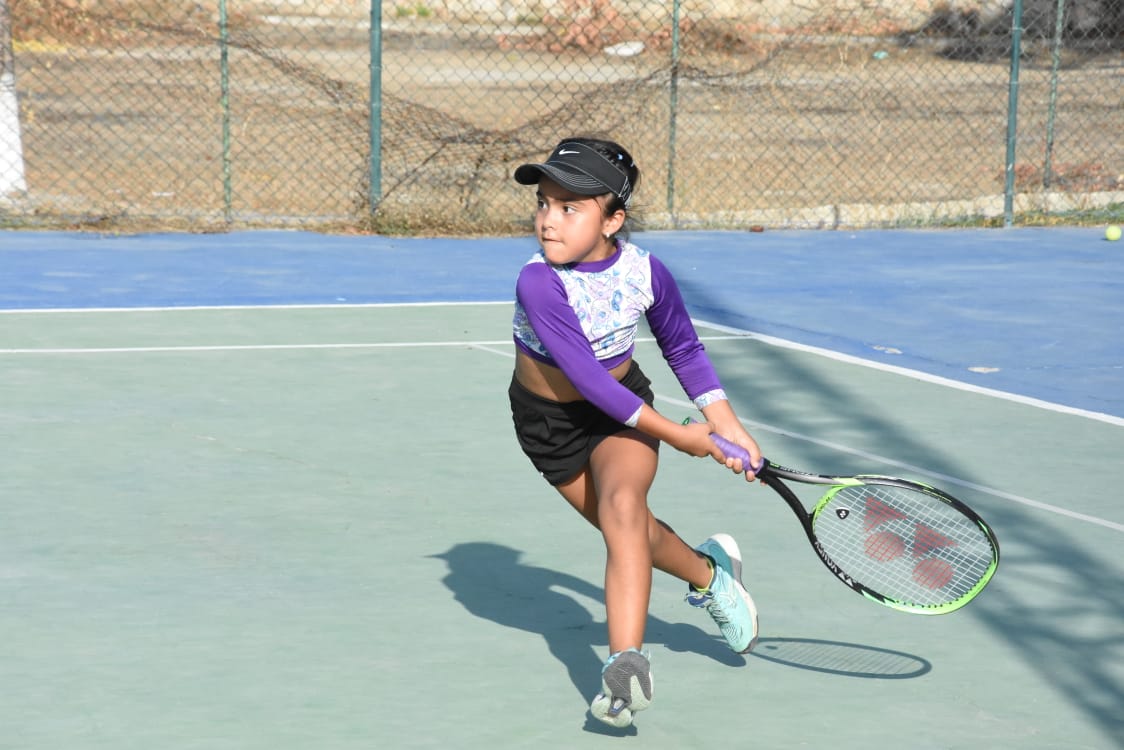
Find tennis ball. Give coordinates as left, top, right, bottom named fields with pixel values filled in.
left=1106, top=225, right=1122, bottom=242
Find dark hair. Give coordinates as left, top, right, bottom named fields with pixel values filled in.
left=557, top=134, right=638, bottom=239
left=564, top=136, right=641, bottom=231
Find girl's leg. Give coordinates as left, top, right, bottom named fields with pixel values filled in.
left=649, top=518, right=712, bottom=588
left=555, top=430, right=712, bottom=652
left=590, top=431, right=654, bottom=653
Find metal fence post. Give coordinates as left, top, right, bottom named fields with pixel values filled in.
left=666, top=0, right=680, bottom=225
left=1043, top=0, right=1067, bottom=191
left=368, top=0, right=382, bottom=215
left=219, top=0, right=232, bottom=223
left=1003, top=0, right=1025, bottom=227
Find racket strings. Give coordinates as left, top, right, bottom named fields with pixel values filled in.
left=812, top=483, right=996, bottom=608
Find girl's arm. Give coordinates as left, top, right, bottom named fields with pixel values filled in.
left=645, top=255, right=763, bottom=477
left=699, top=399, right=763, bottom=479
left=634, top=403, right=724, bottom=459
left=517, top=259, right=760, bottom=475
left=632, top=402, right=761, bottom=479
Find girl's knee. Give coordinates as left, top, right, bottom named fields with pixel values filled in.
left=597, top=488, right=648, bottom=530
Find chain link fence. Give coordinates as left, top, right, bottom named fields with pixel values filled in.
left=1, top=0, right=1121, bottom=233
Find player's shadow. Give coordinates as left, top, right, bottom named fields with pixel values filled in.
left=430, top=541, right=743, bottom=735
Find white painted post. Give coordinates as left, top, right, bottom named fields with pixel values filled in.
left=0, top=0, right=27, bottom=197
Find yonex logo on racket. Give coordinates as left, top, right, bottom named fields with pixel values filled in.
left=698, top=434, right=999, bottom=614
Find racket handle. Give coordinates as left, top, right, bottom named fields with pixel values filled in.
left=709, top=433, right=767, bottom=473
left=684, top=418, right=766, bottom=473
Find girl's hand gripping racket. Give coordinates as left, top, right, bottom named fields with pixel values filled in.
left=708, top=432, right=999, bottom=615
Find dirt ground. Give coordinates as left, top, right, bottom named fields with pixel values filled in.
left=5, top=15, right=1123, bottom=232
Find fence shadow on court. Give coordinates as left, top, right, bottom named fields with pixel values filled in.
left=680, top=283, right=1124, bottom=748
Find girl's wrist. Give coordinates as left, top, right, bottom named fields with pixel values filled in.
left=692, top=388, right=727, bottom=410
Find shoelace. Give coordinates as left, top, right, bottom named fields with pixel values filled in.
left=705, top=590, right=738, bottom=625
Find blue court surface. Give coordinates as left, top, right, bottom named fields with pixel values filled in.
left=3, top=227, right=1121, bottom=420
left=2, top=228, right=1122, bottom=750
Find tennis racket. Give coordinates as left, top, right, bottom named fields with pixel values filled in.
left=708, top=432, right=999, bottom=615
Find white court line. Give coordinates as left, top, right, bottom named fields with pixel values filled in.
left=0, top=301, right=513, bottom=314
left=654, top=391, right=1124, bottom=534
left=3, top=304, right=1120, bottom=532
left=692, top=319, right=1124, bottom=429
left=0, top=341, right=516, bottom=354
left=5, top=301, right=1120, bottom=425
left=0, top=334, right=751, bottom=355
left=468, top=341, right=1123, bottom=533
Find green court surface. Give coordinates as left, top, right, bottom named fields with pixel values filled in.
left=3, top=303, right=1122, bottom=750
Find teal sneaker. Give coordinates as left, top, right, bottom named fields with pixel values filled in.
left=686, top=534, right=759, bottom=653
left=589, top=648, right=653, bottom=728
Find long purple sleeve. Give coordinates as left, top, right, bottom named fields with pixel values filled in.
left=646, top=256, right=724, bottom=402
left=515, top=262, right=646, bottom=425
left=512, top=242, right=727, bottom=425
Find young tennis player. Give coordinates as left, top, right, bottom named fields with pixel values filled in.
left=507, top=136, right=765, bottom=727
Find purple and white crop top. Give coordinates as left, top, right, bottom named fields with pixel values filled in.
left=512, top=239, right=727, bottom=426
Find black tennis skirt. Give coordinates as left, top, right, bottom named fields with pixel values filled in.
left=508, top=360, right=656, bottom=486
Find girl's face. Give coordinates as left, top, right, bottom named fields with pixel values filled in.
left=534, top=177, right=625, bottom=266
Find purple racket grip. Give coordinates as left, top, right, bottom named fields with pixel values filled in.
left=685, top=418, right=765, bottom=473
left=709, top=433, right=765, bottom=473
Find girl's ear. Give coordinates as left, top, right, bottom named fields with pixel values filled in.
left=603, top=208, right=626, bottom=237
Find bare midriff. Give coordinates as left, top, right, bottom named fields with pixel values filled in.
left=515, top=350, right=632, bottom=403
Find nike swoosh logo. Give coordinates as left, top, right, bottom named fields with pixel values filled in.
left=558, top=149, right=580, bottom=155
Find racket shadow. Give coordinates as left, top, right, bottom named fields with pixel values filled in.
left=430, top=542, right=744, bottom=733
left=749, top=637, right=932, bottom=679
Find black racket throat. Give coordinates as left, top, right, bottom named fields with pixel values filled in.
left=757, top=470, right=867, bottom=592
